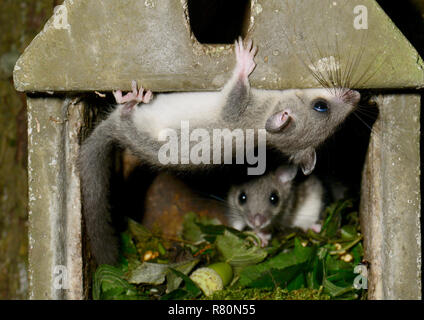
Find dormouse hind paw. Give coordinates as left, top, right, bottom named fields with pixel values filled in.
left=113, top=80, right=153, bottom=105
left=234, top=37, right=257, bottom=80
left=310, top=223, right=322, bottom=233
left=256, top=230, right=271, bottom=248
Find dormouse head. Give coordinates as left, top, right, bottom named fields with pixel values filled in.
left=265, top=88, right=360, bottom=175
left=227, top=165, right=298, bottom=231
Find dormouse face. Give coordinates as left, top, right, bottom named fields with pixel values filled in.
left=265, top=88, right=360, bottom=175
left=227, top=165, right=298, bottom=231
left=302, top=88, right=360, bottom=131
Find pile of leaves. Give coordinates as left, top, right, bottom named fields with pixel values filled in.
left=92, top=199, right=366, bottom=300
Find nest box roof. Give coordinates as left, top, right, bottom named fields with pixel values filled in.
left=13, top=0, right=424, bottom=92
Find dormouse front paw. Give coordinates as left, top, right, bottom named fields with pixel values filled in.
left=310, top=223, right=322, bottom=233
left=113, top=80, right=153, bottom=105
left=234, top=37, right=257, bottom=80
left=256, top=230, right=272, bottom=248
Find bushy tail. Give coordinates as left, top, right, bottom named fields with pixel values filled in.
left=78, top=120, right=119, bottom=265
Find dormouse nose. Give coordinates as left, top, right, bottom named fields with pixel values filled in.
left=249, top=213, right=267, bottom=228
left=341, top=89, right=361, bottom=106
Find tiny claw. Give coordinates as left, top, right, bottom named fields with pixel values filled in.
left=235, top=39, right=240, bottom=58
left=136, top=87, right=145, bottom=101
left=256, top=230, right=271, bottom=248
left=143, top=90, right=153, bottom=103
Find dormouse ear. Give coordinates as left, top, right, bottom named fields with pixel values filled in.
left=265, top=110, right=291, bottom=133
left=299, top=149, right=317, bottom=175
left=276, top=165, right=298, bottom=184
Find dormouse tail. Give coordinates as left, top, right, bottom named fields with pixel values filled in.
left=78, top=119, right=119, bottom=265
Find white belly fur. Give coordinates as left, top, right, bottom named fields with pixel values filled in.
left=291, top=180, right=324, bottom=231
left=132, top=91, right=222, bottom=138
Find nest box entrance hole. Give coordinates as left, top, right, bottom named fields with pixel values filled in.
left=187, top=0, right=251, bottom=44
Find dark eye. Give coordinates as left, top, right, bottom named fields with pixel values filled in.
left=313, top=100, right=329, bottom=113
left=238, top=192, right=247, bottom=205
left=269, top=192, right=279, bottom=206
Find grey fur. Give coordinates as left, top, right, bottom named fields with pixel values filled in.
left=79, top=40, right=358, bottom=264
left=226, top=165, right=324, bottom=243
left=78, top=119, right=119, bottom=265
left=226, top=166, right=297, bottom=233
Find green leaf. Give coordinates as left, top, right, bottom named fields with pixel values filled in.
left=323, top=278, right=356, bottom=298
left=126, top=262, right=170, bottom=285
left=161, top=268, right=202, bottom=300
left=171, top=268, right=201, bottom=297
left=215, top=230, right=267, bottom=267
left=197, top=224, right=229, bottom=243
left=92, top=265, right=138, bottom=300
left=238, top=238, right=315, bottom=288
left=128, top=218, right=153, bottom=242
left=157, top=242, right=167, bottom=256
left=166, top=259, right=200, bottom=293
left=306, top=247, right=327, bottom=289
left=351, top=242, right=364, bottom=265
left=160, top=288, right=192, bottom=300
left=101, top=287, right=147, bottom=300
left=244, top=263, right=309, bottom=289
left=326, top=255, right=353, bottom=272
left=126, top=259, right=199, bottom=287
left=340, top=225, right=357, bottom=241
left=181, top=212, right=221, bottom=243
left=101, top=194, right=365, bottom=301
left=120, top=232, right=138, bottom=256
left=287, top=272, right=306, bottom=290
left=321, top=199, right=352, bottom=238
left=182, top=213, right=205, bottom=243
left=320, top=250, right=359, bottom=299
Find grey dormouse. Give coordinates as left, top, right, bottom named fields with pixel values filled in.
left=78, top=38, right=359, bottom=264
left=226, top=165, right=324, bottom=247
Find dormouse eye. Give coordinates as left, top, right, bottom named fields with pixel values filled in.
left=238, top=192, right=247, bottom=205
left=269, top=191, right=279, bottom=206
left=313, top=100, right=329, bottom=113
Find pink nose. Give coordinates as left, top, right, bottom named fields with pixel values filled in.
left=343, top=89, right=361, bottom=105
left=250, top=214, right=266, bottom=227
